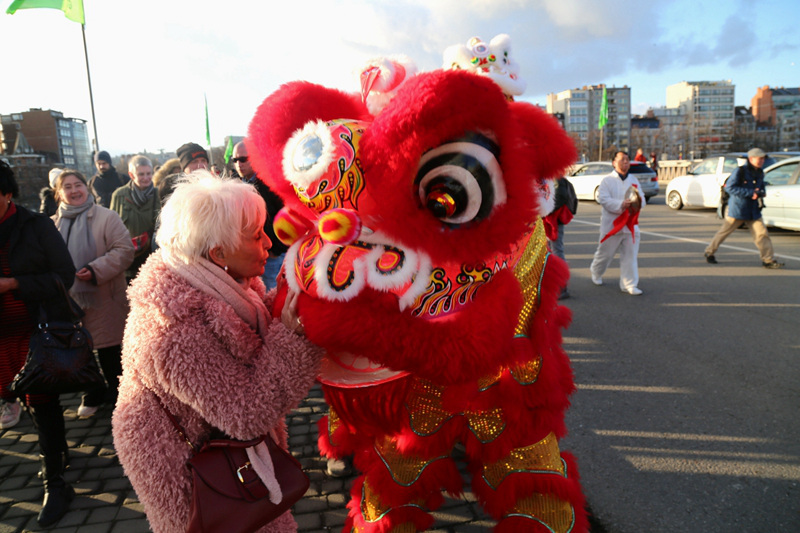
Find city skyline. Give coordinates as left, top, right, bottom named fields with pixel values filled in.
left=2, top=0, right=797, bottom=156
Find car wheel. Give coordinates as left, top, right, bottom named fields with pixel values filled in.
left=594, top=187, right=601, bottom=203
left=667, top=191, right=683, bottom=210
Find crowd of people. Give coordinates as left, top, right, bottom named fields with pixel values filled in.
left=0, top=141, right=787, bottom=529
left=0, top=142, right=305, bottom=529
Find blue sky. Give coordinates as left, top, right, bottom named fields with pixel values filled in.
left=2, top=0, right=797, bottom=156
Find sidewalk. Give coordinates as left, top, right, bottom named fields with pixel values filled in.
left=1, top=384, right=493, bottom=532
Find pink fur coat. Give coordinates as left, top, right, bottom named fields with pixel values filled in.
left=112, top=252, right=322, bottom=533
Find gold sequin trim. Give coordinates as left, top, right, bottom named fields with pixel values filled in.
left=359, top=480, right=425, bottom=526
left=327, top=406, right=342, bottom=445
left=406, top=379, right=453, bottom=436
left=477, top=368, right=504, bottom=391
left=508, top=492, right=575, bottom=533
left=510, top=354, right=543, bottom=385
left=465, top=407, right=506, bottom=443
left=513, top=219, right=549, bottom=337
left=375, top=437, right=449, bottom=487
left=482, top=432, right=566, bottom=489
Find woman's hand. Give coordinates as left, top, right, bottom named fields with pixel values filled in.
left=280, top=288, right=305, bottom=335
left=0, top=277, right=19, bottom=295
left=76, top=267, right=93, bottom=282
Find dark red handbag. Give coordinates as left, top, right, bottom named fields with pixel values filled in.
left=151, top=391, right=310, bottom=533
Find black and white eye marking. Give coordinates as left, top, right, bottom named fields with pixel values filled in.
left=415, top=133, right=505, bottom=225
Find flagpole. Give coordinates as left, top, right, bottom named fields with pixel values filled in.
left=80, top=22, right=99, bottom=151
left=598, top=126, right=603, bottom=161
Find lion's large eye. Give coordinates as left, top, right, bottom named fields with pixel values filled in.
left=415, top=133, right=505, bottom=225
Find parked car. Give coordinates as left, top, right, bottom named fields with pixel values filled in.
left=761, top=156, right=800, bottom=231
left=665, top=155, right=744, bottom=210
left=567, top=161, right=658, bottom=202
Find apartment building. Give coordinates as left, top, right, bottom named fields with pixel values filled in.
left=0, top=108, right=93, bottom=176
left=666, top=80, right=735, bottom=157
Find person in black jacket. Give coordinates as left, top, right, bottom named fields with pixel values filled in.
left=88, top=151, right=128, bottom=208
left=0, top=160, right=77, bottom=527
left=232, top=141, right=288, bottom=289
left=38, top=168, right=63, bottom=217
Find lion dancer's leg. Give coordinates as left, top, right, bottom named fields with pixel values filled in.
left=341, top=378, right=466, bottom=532
left=468, top=431, right=586, bottom=533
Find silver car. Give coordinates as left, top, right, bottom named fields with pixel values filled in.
left=567, top=161, right=659, bottom=203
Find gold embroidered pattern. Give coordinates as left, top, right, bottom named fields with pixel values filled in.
left=510, top=354, right=543, bottom=385
left=375, top=437, right=449, bottom=486
left=359, top=480, right=425, bottom=527
left=513, top=219, right=549, bottom=336
left=328, top=405, right=342, bottom=444
left=482, top=432, right=566, bottom=489
left=508, top=492, right=575, bottom=533
left=406, top=379, right=452, bottom=436
left=477, top=368, right=504, bottom=391
left=465, top=407, right=506, bottom=443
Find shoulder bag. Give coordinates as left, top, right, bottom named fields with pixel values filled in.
left=150, top=390, right=309, bottom=533
left=10, top=275, right=104, bottom=395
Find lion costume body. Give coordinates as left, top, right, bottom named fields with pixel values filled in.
left=246, top=58, right=587, bottom=532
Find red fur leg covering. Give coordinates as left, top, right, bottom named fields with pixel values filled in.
left=471, top=449, right=588, bottom=533
left=345, top=435, right=463, bottom=532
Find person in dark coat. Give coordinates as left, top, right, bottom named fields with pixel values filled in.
left=704, top=147, right=784, bottom=269
left=232, top=141, right=288, bottom=290
left=38, top=168, right=63, bottom=217
left=0, top=160, right=77, bottom=527
left=88, top=151, right=128, bottom=208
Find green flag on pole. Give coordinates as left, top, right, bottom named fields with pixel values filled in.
left=6, top=0, right=85, bottom=24
left=224, top=137, right=233, bottom=165
left=598, top=86, right=608, bottom=129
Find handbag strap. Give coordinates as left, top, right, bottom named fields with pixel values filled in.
left=147, top=388, right=197, bottom=452
left=38, top=273, right=85, bottom=325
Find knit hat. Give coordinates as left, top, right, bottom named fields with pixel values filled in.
left=177, top=142, right=208, bottom=171
left=48, top=168, right=64, bottom=188
left=747, top=147, right=766, bottom=158
left=94, top=150, right=112, bottom=164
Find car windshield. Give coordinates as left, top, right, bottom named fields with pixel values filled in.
left=628, top=164, right=654, bottom=174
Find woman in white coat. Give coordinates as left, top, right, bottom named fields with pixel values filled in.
left=52, top=170, right=134, bottom=417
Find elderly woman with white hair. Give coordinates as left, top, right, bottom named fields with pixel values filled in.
left=112, top=172, right=322, bottom=533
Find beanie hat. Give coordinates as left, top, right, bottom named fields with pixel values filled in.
left=48, top=168, right=64, bottom=188
left=94, top=150, right=112, bottom=164
left=177, top=142, right=208, bottom=171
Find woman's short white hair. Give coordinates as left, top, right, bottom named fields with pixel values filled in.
left=156, top=171, right=267, bottom=264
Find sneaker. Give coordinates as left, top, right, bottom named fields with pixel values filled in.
left=77, top=400, right=99, bottom=419
left=762, top=261, right=784, bottom=269
left=591, top=275, right=603, bottom=286
left=622, top=287, right=643, bottom=296
left=558, top=289, right=570, bottom=300
left=326, top=457, right=353, bottom=478
left=0, top=399, right=22, bottom=429
left=705, top=253, right=718, bottom=264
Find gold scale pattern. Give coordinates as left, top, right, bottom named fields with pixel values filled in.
left=513, top=218, right=549, bottom=337
left=509, top=492, right=576, bottom=533
left=481, top=432, right=566, bottom=489
left=358, top=480, right=423, bottom=530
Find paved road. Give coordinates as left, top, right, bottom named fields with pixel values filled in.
left=560, top=195, right=800, bottom=533
left=2, top=195, right=798, bottom=532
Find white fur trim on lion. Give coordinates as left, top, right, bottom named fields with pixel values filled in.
left=282, top=120, right=336, bottom=191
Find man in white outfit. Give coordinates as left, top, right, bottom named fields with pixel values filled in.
left=589, top=151, right=645, bottom=295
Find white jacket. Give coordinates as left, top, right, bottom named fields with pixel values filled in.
left=596, top=171, right=646, bottom=237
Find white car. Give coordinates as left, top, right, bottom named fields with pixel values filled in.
left=762, top=156, right=800, bottom=231
left=567, top=161, right=658, bottom=202
left=665, top=155, right=744, bottom=210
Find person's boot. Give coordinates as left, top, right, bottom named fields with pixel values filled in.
left=28, top=400, right=74, bottom=526
left=27, top=401, right=70, bottom=478
left=38, top=453, right=75, bottom=527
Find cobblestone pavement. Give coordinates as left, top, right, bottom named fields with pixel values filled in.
left=1, top=384, right=495, bottom=532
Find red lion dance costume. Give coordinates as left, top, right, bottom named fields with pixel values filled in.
left=246, top=44, right=587, bottom=532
